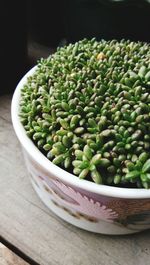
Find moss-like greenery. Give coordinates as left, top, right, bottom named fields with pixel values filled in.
left=20, top=38, right=150, bottom=188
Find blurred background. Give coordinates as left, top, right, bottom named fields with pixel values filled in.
left=0, top=0, right=150, bottom=95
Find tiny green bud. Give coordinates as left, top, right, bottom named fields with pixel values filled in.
left=70, top=115, right=80, bottom=128
left=43, top=144, right=52, bottom=151
left=114, top=175, right=121, bottom=184
left=52, top=154, right=65, bottom=165
left=33, top=132, right=43, bottom=140
left=125, top=170, right=140, bottom=180
left=73, top=167, right=82, bottom=175
left=91, top=170, right=102, bottom=184
left=100, top=129, right=112, bottom=137
left=61, top=102, right=69, bottom=111
left=75, top=150, right=83, bottom=160
left=98, top=158, right=111, bottom=167
left=83, top=145, right=93, bottom=160
left=56, top=129, right=68, bottom=136
left=74, top=127, right=84, bottom=134
left=59, top=119, right=69, bottom=129
left=145, top=71, right=150, bottom=81
left=91, top=154, right=102, bottom=165
left=139, top=152, right=149, bottom=163
left=79, top=169, right=89, bottom=179
left=62, top=135, right=71, bottom=147
left=64, top=157, right=71, bottom=169
left=138, top=66, right=147, bottom=77
left=131, top=130, right=142, bottom=141
left=142, top=159, right=150, bottom=173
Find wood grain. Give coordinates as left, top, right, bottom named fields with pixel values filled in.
left=0, top=95, right=150, bottom=265
left=0, top=243, right=29, bottom=265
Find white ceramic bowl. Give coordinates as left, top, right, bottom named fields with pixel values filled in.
left=11, top=66, right=150, bottom=235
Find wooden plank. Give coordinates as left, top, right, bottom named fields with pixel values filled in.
left=0, top=95, right=150, bottom=265
left=0, top=243, right=29, bottom=265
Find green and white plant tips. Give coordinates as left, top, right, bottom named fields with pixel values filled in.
left=20, top=39, right=150, bottom=189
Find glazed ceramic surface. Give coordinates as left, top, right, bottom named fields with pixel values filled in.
left=11, top=66, right=150, bottom=235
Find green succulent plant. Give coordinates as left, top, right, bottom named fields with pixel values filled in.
left=20, top=38, right=150, bottom=188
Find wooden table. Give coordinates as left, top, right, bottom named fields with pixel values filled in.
left=0, top=95, right=150, bottom=265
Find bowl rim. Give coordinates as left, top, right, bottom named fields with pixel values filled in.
left=11, top=65, right=150, bottom=199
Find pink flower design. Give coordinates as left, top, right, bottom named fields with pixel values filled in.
left=27, top=161, right=118, bottom=222
left=52, top=180, right=118, bottom=222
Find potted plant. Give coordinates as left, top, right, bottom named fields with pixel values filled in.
left=11, top=38, right=150, bottom=234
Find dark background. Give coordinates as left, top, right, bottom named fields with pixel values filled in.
left=0, top=0, right=150, bottom=95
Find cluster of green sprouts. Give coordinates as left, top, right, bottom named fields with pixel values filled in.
left=20, top=38, right=150, bottom=188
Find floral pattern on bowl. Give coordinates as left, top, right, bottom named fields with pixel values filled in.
left=25, top=152, right=150, bottom=234
left=42, top=177, right=118, bottom=222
